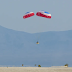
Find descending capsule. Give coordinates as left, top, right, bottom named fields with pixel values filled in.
left=23, top=12, right=35, bottom=19
left=36, top=41, right=39, bottom=44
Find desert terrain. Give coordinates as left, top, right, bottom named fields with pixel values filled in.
left=0, top=67, right=72, bottom=72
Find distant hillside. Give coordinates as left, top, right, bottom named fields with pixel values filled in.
left=0, top=25, right=72, bottom=67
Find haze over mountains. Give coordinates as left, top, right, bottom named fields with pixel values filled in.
left=0, top=25, right=72, bottom=67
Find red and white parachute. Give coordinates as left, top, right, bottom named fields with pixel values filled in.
left=36, top=10, right=51, bottom=19
left=23, top=12, right=34, bottom=19
left=23, top=11, right=51, bottom=44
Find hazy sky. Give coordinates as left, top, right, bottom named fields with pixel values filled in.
left=0, top=0, right=72, bottom=33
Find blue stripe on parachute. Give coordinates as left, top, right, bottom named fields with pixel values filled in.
left=44, top=12, right=50, bottom=14
left=25, top=12, right=30, bottom=14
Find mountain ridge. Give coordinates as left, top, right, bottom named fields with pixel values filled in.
left=0, top=25, right=72, bottom=67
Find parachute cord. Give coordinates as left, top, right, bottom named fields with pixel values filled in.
left=36, top=32, right=42, bottom=42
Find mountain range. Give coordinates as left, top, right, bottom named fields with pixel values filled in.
left=0, top=25, right=72, bottom=67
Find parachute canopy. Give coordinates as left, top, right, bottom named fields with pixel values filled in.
left=23, top=12, right=34, bottom=19
left=36, top=10, right=51, bottom=19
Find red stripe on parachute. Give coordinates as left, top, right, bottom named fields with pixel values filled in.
left=36, top=12, right=51, bottom=19
left=23, top=12, right=34, bottom=19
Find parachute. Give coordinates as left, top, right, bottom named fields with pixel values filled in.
left=23, top=12, right=34, bottom=19
left=23, top=10, right=51, bottom=44
left=36, top=10, right=51, bottom=19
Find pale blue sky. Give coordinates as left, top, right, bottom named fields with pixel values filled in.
left=0, top=0, right=72, bottom=33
